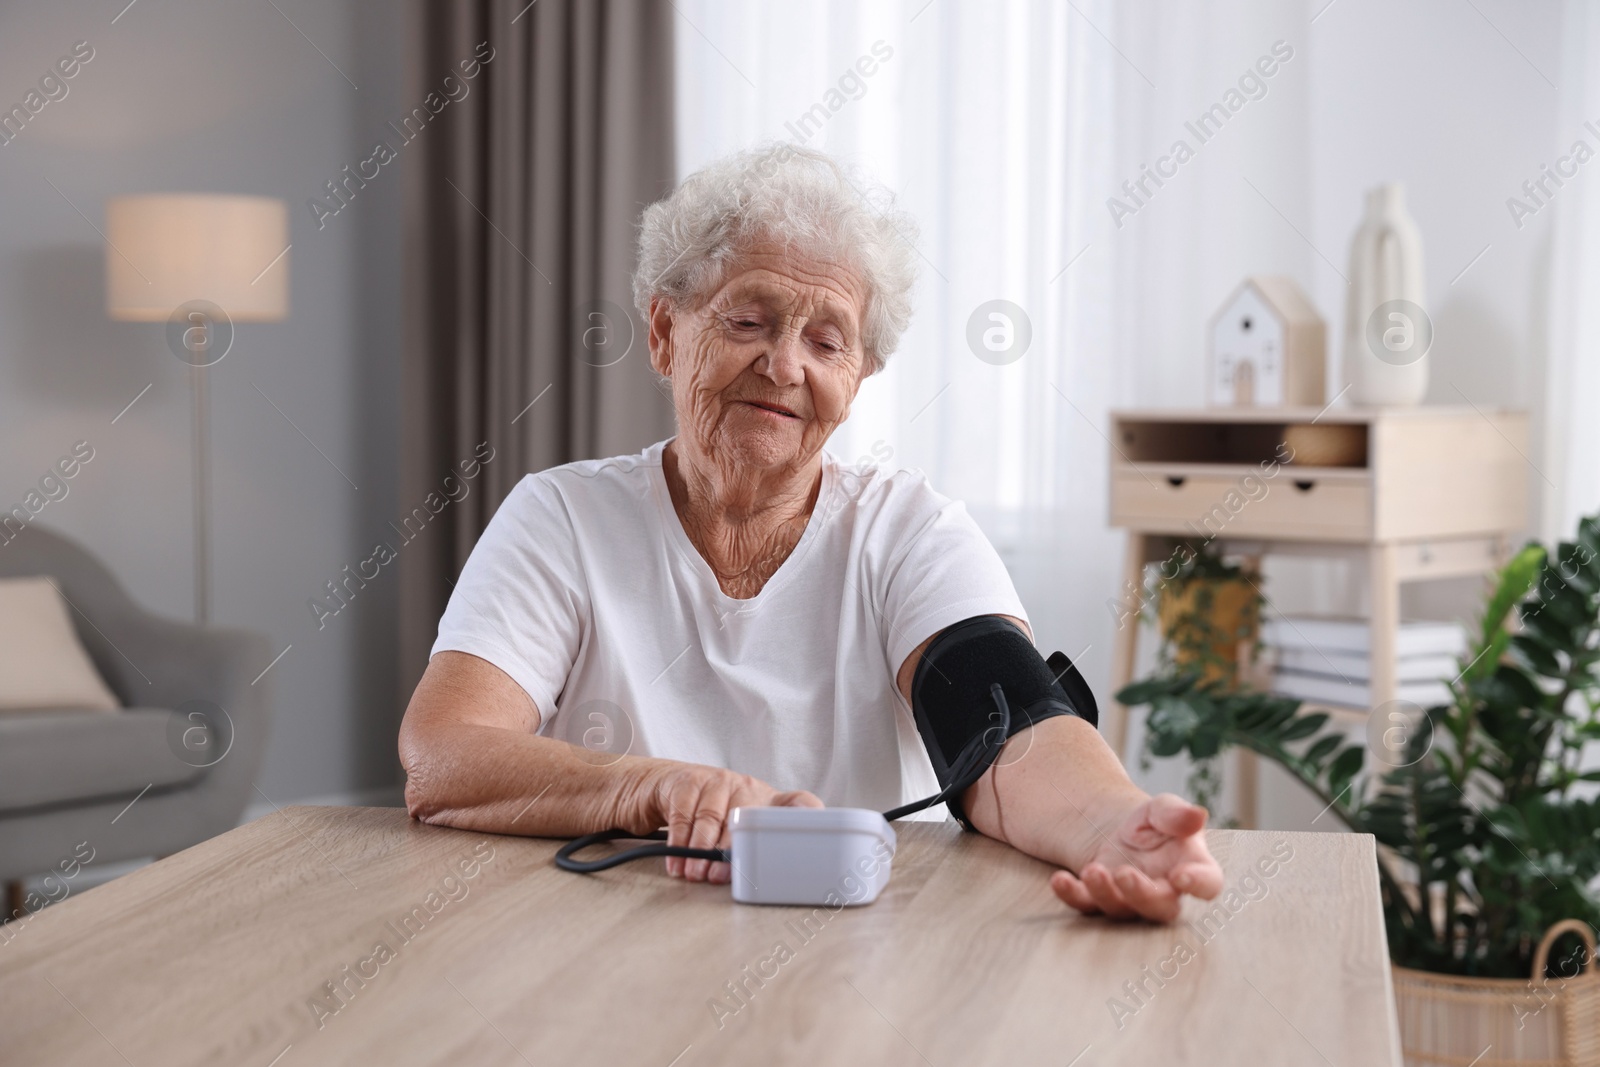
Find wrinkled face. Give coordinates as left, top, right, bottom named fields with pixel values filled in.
left=648, top=242, right=871, bottom=475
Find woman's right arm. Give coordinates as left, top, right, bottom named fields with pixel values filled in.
left=396, top=650, right=820, bottom=883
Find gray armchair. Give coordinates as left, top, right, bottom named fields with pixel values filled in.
left=0, top=525, right=271, bottom=898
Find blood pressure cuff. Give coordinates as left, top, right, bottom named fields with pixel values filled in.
left=909, top=615, right=1099, bottom=830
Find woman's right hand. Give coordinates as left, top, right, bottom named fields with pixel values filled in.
left=623, top=762, right=823, bottom=884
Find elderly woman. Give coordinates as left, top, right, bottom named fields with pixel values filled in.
left=398, top=145, right=1222, bottom=922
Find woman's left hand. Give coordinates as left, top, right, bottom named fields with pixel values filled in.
left=1049, top=793, right=1224, bottom=923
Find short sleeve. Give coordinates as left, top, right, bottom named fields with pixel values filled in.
left=876, top=484, right=1028, bottom=676
left=429, top=474, right=587, bottom=726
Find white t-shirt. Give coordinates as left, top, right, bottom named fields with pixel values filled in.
left=429, top=437, right=1027, bottom=815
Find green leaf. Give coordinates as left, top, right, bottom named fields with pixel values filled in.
left=1304, top=734, right=1342, bottom=768
left=1522, top=609, right=1574, bottom=647
left=1484, top=544, right=1545, bottom=641
left=1511, top=634, right=1562, bottom=676
left=1147, top=732, right=1187, bottom=758
left=1552, top=544, right=1598, bottom=595
left=1260, top=701, right=1299, bottom=731
left=1190, top=726, right=1223, bottom=760
left=1541, top=584, right=1589, bottom=630
left=1279, top=712, right=1330, bottom=742
left=1116, top=676, right=1178, bottom=705
left=1577, top=518, right=1600, bottom=566
left=1475, top=665, right=1544, bottom=711
left=1328, top=745, right=1366, bottom=785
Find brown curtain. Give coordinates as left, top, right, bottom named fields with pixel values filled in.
left=398, top=0, right=677, bottom=700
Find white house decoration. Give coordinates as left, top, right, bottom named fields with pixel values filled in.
left=1207, top=276, right=1326, bottom=407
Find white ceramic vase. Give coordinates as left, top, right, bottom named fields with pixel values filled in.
left=1343, top=182, right=1429, bottom=406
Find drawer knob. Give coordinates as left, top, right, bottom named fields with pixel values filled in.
left=1293, top=479, right=1315, bottom=492
left=1166, top=475, right=1186, bottom=488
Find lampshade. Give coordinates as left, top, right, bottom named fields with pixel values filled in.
left=105, top=194, right=289, bottom=322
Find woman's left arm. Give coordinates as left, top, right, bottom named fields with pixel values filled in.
left=896, top=617, right=1224, bottom=923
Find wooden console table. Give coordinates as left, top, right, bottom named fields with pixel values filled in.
left=0, top=806, right=1402, bottom=1065
left=1105, top=406, right=1529, bottom=812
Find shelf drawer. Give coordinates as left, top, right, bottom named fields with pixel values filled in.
left=1110, top=468, right=1372, bottom=541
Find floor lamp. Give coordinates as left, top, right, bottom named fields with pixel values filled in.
left=105, top=195, right=289, bottom=625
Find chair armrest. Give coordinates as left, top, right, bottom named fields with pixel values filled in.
left=101, top=612, right=273, bottom=719
left=88, top=606, right=275, bottom=830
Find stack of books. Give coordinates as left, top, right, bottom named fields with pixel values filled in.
left=1260, top=616, right=1467, bottom=709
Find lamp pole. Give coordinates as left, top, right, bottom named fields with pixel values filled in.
left=191, top=360, right=211, bottom=625
left=179, top=305, right=215, bottom=626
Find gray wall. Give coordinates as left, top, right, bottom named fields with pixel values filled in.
left=0, top=0, right=409, bottom=802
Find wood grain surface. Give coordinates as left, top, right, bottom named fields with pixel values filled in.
left=0, top=807, right=1402, bottom=1066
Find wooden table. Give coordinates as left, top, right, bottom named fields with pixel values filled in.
left=0, top=807, right=1402, bottom=1066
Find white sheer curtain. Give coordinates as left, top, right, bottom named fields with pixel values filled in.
left=1543, top=0, right=1600, bottom=539
left=674, top=0, right=1121, bottom=670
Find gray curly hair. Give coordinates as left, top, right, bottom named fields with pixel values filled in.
left=631, top=143, right=919, bottom=375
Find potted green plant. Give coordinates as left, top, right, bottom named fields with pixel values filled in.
left=1146, top=542, right=1261, bottom=813
left=1118, top=517, right=1600, bottom=1066
left=1155, top=542, right=1261, bottom=688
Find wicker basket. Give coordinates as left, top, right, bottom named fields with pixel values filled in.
left=1282, top=421, right=1368, bottom=467
left=1393, top=920, right=1600, bottom=1067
